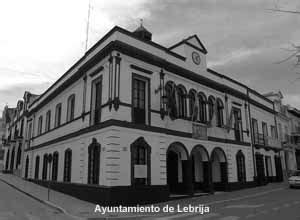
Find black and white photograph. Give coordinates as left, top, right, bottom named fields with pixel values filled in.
left=1, top=0, right=300, bottom=219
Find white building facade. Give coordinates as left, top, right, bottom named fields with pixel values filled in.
left=6, top=25, right=283, bottom=205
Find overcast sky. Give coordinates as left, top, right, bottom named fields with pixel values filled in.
left=1, top=0, right=300, bottom=115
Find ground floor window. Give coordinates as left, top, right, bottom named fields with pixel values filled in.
left=42, top=154, right=48, bottom=180
left=88, top=139, right=101, bottom=184
left=236, top=150, right=246, bottom=182
left=52, top=152, right=59, bottom=181
left=131, top=137, right=151, bottom=186
left=34, top=156, right=40, bottom=179
left=64, top=149, right=72, bottom=182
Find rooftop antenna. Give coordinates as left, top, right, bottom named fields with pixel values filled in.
left=85, top=0, right=91, bottom=52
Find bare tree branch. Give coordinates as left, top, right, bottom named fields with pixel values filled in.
left=266, top=8, right=300, bottom=14
left=274, top=51, right=299, bottom=64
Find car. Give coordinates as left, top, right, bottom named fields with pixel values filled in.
left=288, top=170, right=300, bottom=188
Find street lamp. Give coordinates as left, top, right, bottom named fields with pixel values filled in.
left=47, top=154, right=52, bottom=201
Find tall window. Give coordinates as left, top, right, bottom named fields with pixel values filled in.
left=165, top=81, right=177, bottom=119
left=88, top=139, right=100, bottom=184
left=37, top=116, right=43, bottom=135
left=208, top=96, right=215, bottom=121
left=52, top=152, right=59, bottom=181
left=189, top=90, right=197, bottom=121
left=177, top=86, right=187, bottom=118
left=64, top=149, right=72, bottom=182
left=10, top=147, right=15, bottom=171
left=16, top=144, right=21, bottom=168
left=236, top=150, right=246, bottom=182
left=132, top=75, right=148, bottom=124
left=233, top=108, right=243, bottom=141
left=131, top=137, right=151, bottom=186
left=271, top=125, right=276, bottom=139
left=35, top=156, right=40, bottom=179
left=252, top=118, right=259, bottom=143
left=216, top=99, right=224, bottom=127
left=45, top=110, right=51, bottom=132
left=27, top=122, right=32, bottom=141
left=42, top=154, right=48, bottom=180
left=198, top=93, right=207, bottom=123
left=67, top=94, right=75, bottom=122
left=262, top=122, right=268, bottom=145
left=55, top=103, right=62, bottom=127
left=91, top=77, right=102, bottom=124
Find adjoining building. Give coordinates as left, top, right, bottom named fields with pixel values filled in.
left=3, top=25, right=286, bottom=205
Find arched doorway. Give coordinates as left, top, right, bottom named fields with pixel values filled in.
left=167, top=142, right=190, bottom=194
left=190, top=145, right=210, bottom=192
left=211, top=147, right=228, bottom=191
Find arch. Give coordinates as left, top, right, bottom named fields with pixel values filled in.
left=167, top=142, right=189, bottom=160
left=88, top=138, right=101, bottom=184
left=207, top=95, right=215, bottom=120
left=236, top=150, right=246, bottom=182
left=211, top=147, right=228, bottom=189
left=190, top=145, right=210, bottom=191
left=130, top=137, right=151, bottom=186
left=216, top=98, right=224, bottom=127
left=25, top=156, right=29, bottom=179
left=64, top=148, right=72, bottom=182
left=198, top=92, right=207, bottom=123
left=165, top=81, right=177, bottom=119
left=189, top=89, right=197, bottom=119
left=10, top=147, right=15, bottom=171
left=166, top=142, right=189, bottom=194
left=52, top=151, right=59, bottom=181
left=176, top=84, right=187, bottom=118
left=34, top=155, right=40, bottom=179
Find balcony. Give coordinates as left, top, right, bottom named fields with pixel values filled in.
left=291, top=126, right=300, bottom=136
left=267, top=136, right=281, bottom=149
left=254, top=133, right=282, bottom=149
left=192, top=122, right=208, bottom=140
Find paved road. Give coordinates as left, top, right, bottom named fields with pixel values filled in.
left=0, top=180, right=75, bottom=220
left=144, top=186, right=300, bottom=220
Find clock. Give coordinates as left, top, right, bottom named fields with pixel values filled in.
left=192, top=51, right=201, bottom=65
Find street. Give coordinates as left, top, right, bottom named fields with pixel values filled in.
left=143, top=186, right=300, bottom=220
left=0, top=180, right=75, bottom=220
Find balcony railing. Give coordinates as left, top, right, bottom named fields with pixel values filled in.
left=267, top=136, right=281, bottom=149
left=254, top=133, right=282, bottom=148
left=291, top=126, right=300, bottom=136
left=192, top=122, right=208, bottom=140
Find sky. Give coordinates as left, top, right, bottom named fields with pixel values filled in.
left=0, top=0, right=300, bottom=115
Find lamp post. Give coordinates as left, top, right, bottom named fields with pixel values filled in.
left=47, top=154, right=52, bottom=201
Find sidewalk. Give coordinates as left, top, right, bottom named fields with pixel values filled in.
left=0, top=173, right=289, bottom=220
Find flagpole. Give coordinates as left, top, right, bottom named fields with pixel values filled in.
left=85, top=0, right=91, bottom=52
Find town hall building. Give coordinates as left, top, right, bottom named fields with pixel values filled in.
left=3, top=25, right=284, bottom=205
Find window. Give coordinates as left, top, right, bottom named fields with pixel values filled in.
left=42, top=154, right=48, bottom=180
left=198, top=93, right=207, bottom=123
left=10, top=147, right=15, bottom=171
left=177, top=85, right=187, bottom=118
left=27, top=123, right=32, bottom=140
left=35, top=156, right=40, bottom=179
left=216, top=99, right=224, bottom=127
left=67, top=94, right=75, bottom=122
left=271, top=125, right=276, bottom=139
left=132, top=75, right=149, bottom=124
left=262, top=122, right=268, bottom=145
left=88, top=139, right=101, bottom=184
left=131, top=137, right=151, bottom=186
left=278, top=123, right=282, bottom=141
left=55, top=103, right=62, bottom=127
left=208, top=96, right=215, bottom=121
left=189, top=90, right=197, bottom=120
left=64, top=149, right=72, bottom=182
left=236, top=151, right=246, bottom=182
left=45, top=110, right=51, bottom=132
left=233, top=108, right=243, bottom=141
left=91, top=77, right=102, bottom=124
left=52, top=152, right=59, bottom=181
left=252, top=118, right=259, bottom=143
left=16, top=144, right=21, bottom=168
left=37, top=116, right=43, bottom=135
left=165, top=81, right=177, bottom=119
